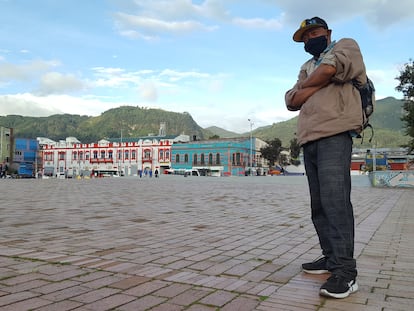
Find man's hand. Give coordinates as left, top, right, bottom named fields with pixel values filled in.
left=301, top=64, right=336, bottom=89
left=287, top=86, right=322, bottom=110
left=286, top=64, right=336, bottom=110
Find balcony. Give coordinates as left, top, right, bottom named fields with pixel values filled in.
left=89, top=158, right=114, bottom=164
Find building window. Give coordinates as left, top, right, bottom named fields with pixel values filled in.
left=208, top=153, right=213, bottom=165
left=200, top=154, right=205, bottom=165
left=59, top=152, right=65, bottom=160
left=131, top=150, right=136, bottom=159
left=85, top=152, right=90, bottom=160
left=125, top=150, right=129, bottom=160
left=184, top=154, right=189, bottom=163
left=165, top=151, right=170, bottom=160
left=118, top=150, right=122, bottom=160
left=159, top=150, right=164, bottom=159
left=176, top=154, right=180, bottom=163
left=79, top=151, right=83, bottom=160
left=193, top=154, right=197, bottom=165
left=144, top=149, right=151, bottom=159
left=216, top=153, right=220, bottom=164
left=232, top=153, right=241, bottom=166
left=93, top=151, right=98, bottom=159
left=73, top=152, right=77, bottom=160
left=108, top=151, right=113, bottom=159
left=101, top=150, right=105, bottom=158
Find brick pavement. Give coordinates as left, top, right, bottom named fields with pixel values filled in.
left=0, top=176, right=412, bottom=310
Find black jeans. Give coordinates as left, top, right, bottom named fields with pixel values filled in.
left=303, top=132, right=357, bottom=279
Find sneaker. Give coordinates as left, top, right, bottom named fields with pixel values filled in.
left=302, top=257, right=329, bottom=274
left=319, top=274, right=358, bottom=299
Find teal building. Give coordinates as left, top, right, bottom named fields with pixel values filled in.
left=171, top=137, right=268, bottom=176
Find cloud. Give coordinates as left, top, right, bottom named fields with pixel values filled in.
left=0, top=93, right=133, bottom=117
left=114, top=13, right=216, bottom=35
left=89, top=66, right=221, bottom=100
left=92, top=67, right=143, bottom=88
left=364, top=0, right=414, bottom=28
left=232, top=17, right=283, bottom=30
left=0, top=94, right=62, bottom=117
left=159, top=69, right=211, bottom=82
left=112, top=0, right=283, bottom=40
left=120, top=0, right=229, bottom=21
left=36, top=72, right=87, bottom=96
left=139, top=81, right=158, bottom=102
left=111, top=0, right=414, bottom=41
left=0, top=59, right=60, bottom=82
left=270, top=0, right=414, bottom=29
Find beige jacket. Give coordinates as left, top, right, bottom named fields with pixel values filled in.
left=285, top=38, right=366, bottom=146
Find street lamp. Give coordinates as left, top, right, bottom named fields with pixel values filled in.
left=248, top=119, right=254, bottom=176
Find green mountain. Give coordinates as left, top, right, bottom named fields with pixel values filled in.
left=0, top=106, right=209, bottom=143
left=0, top=97, right=410, bottom=148
left=204, top=126, right=242, bottom=138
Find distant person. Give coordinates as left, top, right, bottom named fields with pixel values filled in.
left=154, top=169, right=159, bottom=178
left=285, top=17, right=367, bottom=298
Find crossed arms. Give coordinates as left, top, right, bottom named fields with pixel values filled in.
left=286, top=64, right=336, bottom=111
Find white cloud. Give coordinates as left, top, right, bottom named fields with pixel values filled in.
left=366, top=68, right=401, bottom=100
left=0, top=93, right=136, bottom=117
left=113, top=12, right=217, bottom=40
left=0, top=94, right=62, bottom=117
left=159, top=69, right=211, bottom=81
left=111, top=0, right=414, bottom=41
left=232, top=17, right=283, bottom=30
left=270, top=0, right=414, bottom=29
left=36, top=72, right=87, bottom=96
left=0, top=59, right=60, bottom=82
left=112, top=0, right=284, bottom=40
left=139, top=81, right=158, bottom=102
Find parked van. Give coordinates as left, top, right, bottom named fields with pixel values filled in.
left=184, top=169, right=200, bottom=177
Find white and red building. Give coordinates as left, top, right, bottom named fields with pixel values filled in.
left=38, top=133, right=190, bottom=178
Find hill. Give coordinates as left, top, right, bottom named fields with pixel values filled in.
left=0, top=106, right=209, bottom=143
left=204, top=126, right=241, bottom=138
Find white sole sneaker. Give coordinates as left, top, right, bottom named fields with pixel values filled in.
left=302, top=268, right=330, bottom=275
left=320, top=280, right=359, bottom=299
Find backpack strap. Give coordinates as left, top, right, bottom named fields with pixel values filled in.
left=356, top=123, right=374, bottom=144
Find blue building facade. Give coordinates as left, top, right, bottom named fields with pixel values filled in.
left=171, top=137, right=267, bottom=176
left=13, top=138, right=39, bottom=177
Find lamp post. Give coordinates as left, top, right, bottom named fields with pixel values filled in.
left=248, top=119, right=254, bottom=176
left=119, top=127, right=123, bottom=177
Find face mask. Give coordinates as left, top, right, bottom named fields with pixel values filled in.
left=304, top=35, right=328, bottom=57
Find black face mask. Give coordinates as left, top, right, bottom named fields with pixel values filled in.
left=304, top=35, right=328, bottom=57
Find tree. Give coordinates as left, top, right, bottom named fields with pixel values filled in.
left=289, top=137, right=301, bottom=166
left=395, top=59, right=414, bottom=152
left=260, top=138, right=282, bottom=166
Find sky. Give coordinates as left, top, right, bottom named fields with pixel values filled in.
left=1, top=0, right=413, bottom=134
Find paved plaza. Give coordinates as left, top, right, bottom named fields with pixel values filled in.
left=0, top=175, right=413, bottom=310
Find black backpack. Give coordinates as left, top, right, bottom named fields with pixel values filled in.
left=353, top=76, right=375, bottom=143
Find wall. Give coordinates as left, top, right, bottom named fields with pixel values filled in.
left=369, top=171, right=414, bottom=188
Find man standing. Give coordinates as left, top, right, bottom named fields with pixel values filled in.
left=285, top=17, right=367, bottom=298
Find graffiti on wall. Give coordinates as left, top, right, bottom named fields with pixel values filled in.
left=369, top=171, right=414, bottom=188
